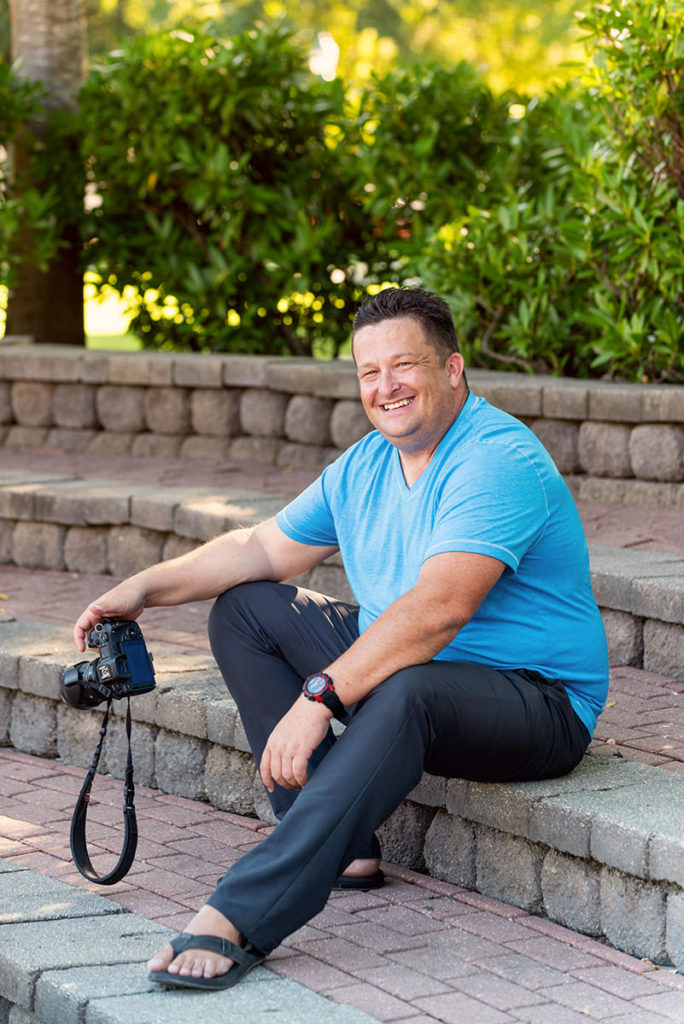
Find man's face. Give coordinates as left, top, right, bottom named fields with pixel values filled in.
left=353, top=316, right=465, bottom=454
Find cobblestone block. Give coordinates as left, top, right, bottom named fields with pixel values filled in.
left=104, top=716, right=156, bottom=786
left=0, top=380, right=12, bottom=423
left=191, top=388, right=241, bottom=437
left=64, top=525, right=109, bottom=574
left=37, top=482, right=132, bottom=527
left=45, top=428, right=96, bottom=453
left=223, top=354, right=271, bottom=387
left=541, top=849, right=601, bottom=935
left=643, top=619, right=684, bottom=677
left=588, top=384, right=645, bottom=422
left=541, top=381, right=589, bottom=419
left=95, top=385, right=146, bottom=433
left=78, top=352, right=109, bottom=383
left=266, top=360, right=359, bottom=399
left=478, top=380, right=542, bottom=417
left=601, top=608, right=643, bottom=667
left=629, top=425, right=684, bottom=482
left=423, top=810, right=476, bottom=888
left=154, top=729, right=207, bottom=800
left=277, top=442, right=332, bottom=470
left=86, top=432, right=135, bottom=455
left=577, top=476, right=629, bottom=504
left=11, top=381, right=55, bottom=427
left=529, top=419, right=579, bottom=474
left=408, top=772, right=447, bottom=808
left=162, top=534, right=198, bottom=560
left=600, top=867, right=667, bottom=962
left=10, top=692, right=58, bottom=756
left=285, top=395, right=332, bottom=445
left=643, top=386, right=684, bottom=423
left=252, top=774, right=278, bottom=824
left=179, top=436, right=231, bottom=461
left=0, top=688, right=12, bottom=743
left=666, top=891, right=684, bottom=971
left=130, top=492, right=187, bottom=533
left=624, top=480, right=680, bottom=507
left=0, top=646, right=18, bottom=688
left=144, top=386, right=191, bottom=435
left=0, top=519, right=14, bottom=563
left=0, top=483, right=43, bottom=520
left=130, top=432, right=183, bottom=458
left=578, top=422, right=632, bottom=478
left=18, top=654, right=62, bottom=699
left=12, top=522, right=65, bottom=570
left=650, top=830, right=684, bottom=889
left=377, top=800, right=436, bottom=871
left=107, top=525, right=165, bottom=577
left=173, top=353, right=226, bottom=387
left=52, top=384, right=97, bottom=429
left=57, top=704, right=107, bottom=770
left=106, top=353, right=154, bottom=385
left=0, top=346, right=81, bottom=382
left=446, top=779, right=531, bottom=839
left=4, top=426, right=49, bottom=447
left=475, top=825, right=543, bottom=912
left=229, top=436, right=281, bottom=463
left=155, top=674, right=225, bottom=739
left=330, top=400, right=371, bottom=450
left=204, top=744, right=257, bottom=815
left=240, top=388, right=289, bottom=437
left=205, top=696, right=237, bottom=748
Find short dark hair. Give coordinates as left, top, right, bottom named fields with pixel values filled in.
left=352, top=287, right=461, bottom=362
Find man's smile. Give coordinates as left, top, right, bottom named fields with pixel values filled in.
left=382, top=397, right=414, bottom=411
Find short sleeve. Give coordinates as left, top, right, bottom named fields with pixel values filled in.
left=425, top=442, right=549, bottom=571
left=275, top=471, right=339, bottom=547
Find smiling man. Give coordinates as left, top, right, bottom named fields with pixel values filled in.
left=73, top=287, right=609, bottom=991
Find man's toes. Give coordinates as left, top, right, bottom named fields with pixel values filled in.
left=148, top=944, right=175, bottom=972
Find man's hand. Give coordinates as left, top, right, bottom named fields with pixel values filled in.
left=260, top=696, right=333, bottom=793
left=73, top=579, right=147, bottom=652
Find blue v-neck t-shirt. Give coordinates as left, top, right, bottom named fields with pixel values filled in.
left=275, top=393, right=608, bottom=735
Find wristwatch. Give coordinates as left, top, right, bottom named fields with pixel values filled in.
left=302, top=672, right=346, bottom=721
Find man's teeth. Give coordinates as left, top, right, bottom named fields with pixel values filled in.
left=383, top=398, right=412, bottom=411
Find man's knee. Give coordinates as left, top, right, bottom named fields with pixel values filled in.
left=208, top=581, right=280, bottom=648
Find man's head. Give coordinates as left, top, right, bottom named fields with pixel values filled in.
left=351, top=288, right=468, bottom=461
left=352, top=287, right=464, bottom=369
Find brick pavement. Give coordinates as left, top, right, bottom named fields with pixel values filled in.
left=2, top=744, right=684, bottom=1024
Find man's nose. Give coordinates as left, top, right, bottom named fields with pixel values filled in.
left=377, top=367, right=401, bottom=395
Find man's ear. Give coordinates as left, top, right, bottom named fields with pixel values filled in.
left=445, top=352, right=465, bottom=391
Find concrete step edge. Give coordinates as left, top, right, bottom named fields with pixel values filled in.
left=1, top=620, right=683, bottom=972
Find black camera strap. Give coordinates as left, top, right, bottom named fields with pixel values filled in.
left=70, top=697, right=138, bottom=885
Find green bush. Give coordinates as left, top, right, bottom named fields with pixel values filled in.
left=420, top=0, right=684, bottom=382
left=79, top=23, right=364, bottom=355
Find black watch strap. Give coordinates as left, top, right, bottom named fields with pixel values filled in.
left=302, top=672, right=346, bottom=721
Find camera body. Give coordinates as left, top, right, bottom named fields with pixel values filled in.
left=61, top=619, right=155, bottom=710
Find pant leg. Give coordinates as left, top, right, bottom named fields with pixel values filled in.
left=207, top=658, right=589, bottom=954
left=208, top=580, right=360, bottom=820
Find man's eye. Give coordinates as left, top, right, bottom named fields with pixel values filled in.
left=360, top=371, right=378, bottom=380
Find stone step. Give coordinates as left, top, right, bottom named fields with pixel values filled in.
left=1, top=619, right=683, bottom=974
left=1, top=470, right=683, bottom=678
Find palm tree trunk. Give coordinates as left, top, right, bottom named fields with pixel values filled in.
left=6, top=0, right=87, bottom=344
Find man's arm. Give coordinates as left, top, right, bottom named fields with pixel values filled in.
left=260, top=550, right=505, bottom=791
left=73, top=518, right=338, bottom=650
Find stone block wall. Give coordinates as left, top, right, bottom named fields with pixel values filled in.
left=2, top=344, right=684, bottom=503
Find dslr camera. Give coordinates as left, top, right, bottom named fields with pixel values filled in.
left=61, top=618, right=156, bottom=710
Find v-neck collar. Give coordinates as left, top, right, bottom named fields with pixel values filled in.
left=391, top=392, right=476, bottom=497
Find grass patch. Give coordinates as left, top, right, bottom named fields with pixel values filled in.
left=86, top=333, right=142, bottom=351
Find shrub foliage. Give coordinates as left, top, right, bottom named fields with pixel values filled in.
left=1, top=2, right=683, bottom=379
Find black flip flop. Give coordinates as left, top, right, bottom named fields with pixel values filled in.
left=148, top=932, right=266, bottom=990
left=333, top=868, right=385, bottom=890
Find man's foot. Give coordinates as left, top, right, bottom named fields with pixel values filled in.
left=340, top=857, right=381, bottom=878
left=148, top=904, right=240, bottom=981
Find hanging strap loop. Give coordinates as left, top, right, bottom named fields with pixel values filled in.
left=70, top=697, right=138, bottom=885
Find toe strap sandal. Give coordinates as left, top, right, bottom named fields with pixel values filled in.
left=149, top=931, right=266, bottom=991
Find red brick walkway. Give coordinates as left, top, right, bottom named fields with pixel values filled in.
left=3, top=745, right=684, bottom=1024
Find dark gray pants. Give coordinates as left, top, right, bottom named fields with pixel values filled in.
left=206, top=581, right=589, bottom=954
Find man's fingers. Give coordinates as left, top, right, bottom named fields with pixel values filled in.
left=260, top=749, right=275, bottom=793
left=292, top=755, right=309, bottom=789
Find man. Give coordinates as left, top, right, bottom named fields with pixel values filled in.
left=73, top=287, right=608, bottom=991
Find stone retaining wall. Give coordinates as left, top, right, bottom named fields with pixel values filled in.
left=2, top=621, right=683, bottom=972
left=2, top=344, right=684, bottom=503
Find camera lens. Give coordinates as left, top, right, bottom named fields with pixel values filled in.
left=60, top=661, right=107, bottom=710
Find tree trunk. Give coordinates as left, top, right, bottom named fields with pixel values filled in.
left=6, top=0, right=87, bottom=344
